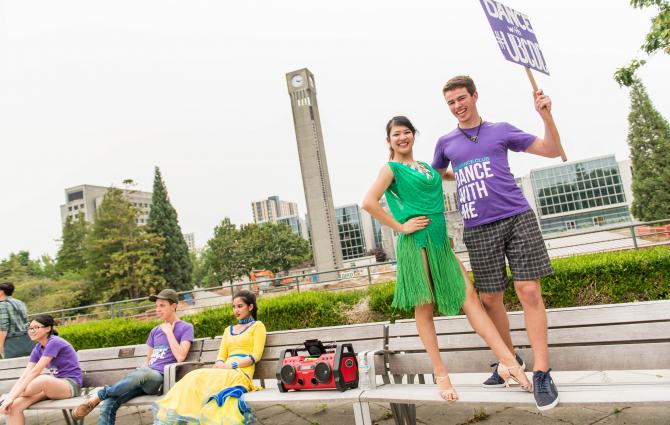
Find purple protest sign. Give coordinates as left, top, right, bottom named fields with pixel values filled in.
left=479, top=0, right=549, bottom=75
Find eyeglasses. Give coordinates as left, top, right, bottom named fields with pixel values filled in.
left=27, top=325, right=47, bottom=332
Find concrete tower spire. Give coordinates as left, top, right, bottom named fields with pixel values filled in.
left=286, top=68, right=343, bottom=275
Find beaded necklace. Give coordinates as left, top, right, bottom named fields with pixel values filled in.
left=399, top=161, right=433, bottom=179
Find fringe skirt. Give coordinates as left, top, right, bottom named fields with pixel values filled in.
left=392, top=213, right=466, bottom=316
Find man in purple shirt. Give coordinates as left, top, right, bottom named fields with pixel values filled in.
left=72, top=289, right=194, bottom=424
left=432, top=75, right=561, bottom=411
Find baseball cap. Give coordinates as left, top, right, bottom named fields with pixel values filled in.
left=149, top=288, right=179, bottom=304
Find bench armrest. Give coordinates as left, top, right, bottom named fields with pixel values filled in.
left=163, top=362, right=204, bottom=392
left=358, top=350, right=389, bottom=390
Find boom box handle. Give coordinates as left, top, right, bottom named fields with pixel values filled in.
left=334, top=343, right=357, bottom=392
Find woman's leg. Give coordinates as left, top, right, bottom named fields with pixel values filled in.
left=416, top=249, right=457, bottom=400
left=457, top=259, right=517, bottom=365
left=7, top=392, right=45, bottom=425
left=457, top=259, right=532, bottom=390
left=6, top=376, right=70, bottom=425
left=22, top=375, right=73, bottom=399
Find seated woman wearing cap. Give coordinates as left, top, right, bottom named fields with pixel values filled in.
left=153, top=290, right=266, bottom=425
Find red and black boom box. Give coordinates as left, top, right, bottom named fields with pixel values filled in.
left=277, top=339, right=358, bottom=392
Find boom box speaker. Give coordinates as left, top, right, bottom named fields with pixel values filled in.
left=276, top=339, right=358, bottom=392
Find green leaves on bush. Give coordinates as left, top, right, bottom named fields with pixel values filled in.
left=58, top=247, right=670, bottom=350
left=59, top=289, right=366, bottom=350
left=59, top=318, right=158, bottom=350
left=368, top=247, right=670, bottom=318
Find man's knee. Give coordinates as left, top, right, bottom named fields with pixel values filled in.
left=100, top=397, right=121, bottom=414
left=479, top=292, right=504, bottom=310
left=515, top=281, right=542, bottom=305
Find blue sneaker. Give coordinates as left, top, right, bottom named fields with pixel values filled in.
left=482, top=353, right=525, bottom=388
left=533, top=369, right=559, bottom=411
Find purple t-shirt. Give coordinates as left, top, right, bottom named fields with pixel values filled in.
left=146, top=321, right=194, bottom=374
left=29, top=335, right=83, bottom=387
left=432, top=121, right=536, bottom=228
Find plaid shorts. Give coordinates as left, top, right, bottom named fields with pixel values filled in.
left=463, top=209, right=553, bottom=293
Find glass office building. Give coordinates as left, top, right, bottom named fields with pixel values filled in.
left=531, top=155, right=632, bottom=234
left=336, top=204, right=367, bottom=260
left=277, top=215, right=307, bottom=240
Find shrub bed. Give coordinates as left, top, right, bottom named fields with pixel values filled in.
left=368, top=247, right=670, bottom=319
left=60, top=289, right=365, bottom=350
left=59, top=247, right=669, bottom=350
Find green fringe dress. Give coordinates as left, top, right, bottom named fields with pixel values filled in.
left=386, top=161, right=466, bottom=315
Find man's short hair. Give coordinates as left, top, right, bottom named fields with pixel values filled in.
left=443, top=75, right=477, bottom=96
left=0, top=282, right=15, bottom=296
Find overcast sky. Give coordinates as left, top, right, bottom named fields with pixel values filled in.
left=1, top=0, right=669, bottom=259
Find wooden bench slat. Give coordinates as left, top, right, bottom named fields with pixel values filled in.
left=386, top=343, right=670, bottom=374
left=387, top=322, right=670, bottom=351
left=388, top=300, right=670, bottom=337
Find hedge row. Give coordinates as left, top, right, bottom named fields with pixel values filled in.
left=60, top=289, right=365, bottom=350
left=59, top=247, right=669, bottom=350
left=368, top=247, right=670, bottom=319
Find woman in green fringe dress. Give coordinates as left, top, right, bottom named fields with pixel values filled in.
left=362, top=116, right=532, bottom=401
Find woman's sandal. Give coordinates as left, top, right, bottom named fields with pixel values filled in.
left=434, top=375, right=459, bottom=401
left=497, top=363, right=533, bottom=392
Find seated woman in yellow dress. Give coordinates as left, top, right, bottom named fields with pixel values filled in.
left=153, top=290, right=266, bottom=425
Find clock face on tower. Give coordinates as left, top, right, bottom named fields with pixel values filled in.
left=291, top=74, right=304, bottom=88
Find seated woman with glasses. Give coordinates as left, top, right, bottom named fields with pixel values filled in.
left=0, top=314, right=83, bottom=423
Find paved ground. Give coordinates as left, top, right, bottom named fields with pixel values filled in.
left=13, top=402, right=670, bottom=424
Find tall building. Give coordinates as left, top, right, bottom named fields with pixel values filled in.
left=277, top=215, right=309, bottom=240
left=286, top=68, right=343, bottom=273
left=530, top=155, right=633, bottom=234
left=441, top=155, right=634, bottom=241
left=361, top=198, right=397, bottom=260
left=60, top=185, right=152, bottom=225
left=336, top=204, right=367, bottom=261
left=251, top=196, right=299, bottom=224
left=183, top=233, right=196, bottom=251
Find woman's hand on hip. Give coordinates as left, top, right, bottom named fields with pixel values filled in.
left=400, top=216, right=430, bottom=234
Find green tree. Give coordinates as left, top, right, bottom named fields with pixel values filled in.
left=84, top=188, right=166, bottom=301
left=615, top=0, right=670, bottom=86
left=190, top=250, right=208, bottom=287
left=626, top=79, right=670, bottom=220
left=107, top=230, right=166, bottom=300
left=0, top=251, right=55, bottom=281
left=56, top=212, right=89, bottom=274
left=240, top=222, right=312, bottom=273
left=146, top=167, right=193, bottom=291
left=203, top=218, right=247, bottom=285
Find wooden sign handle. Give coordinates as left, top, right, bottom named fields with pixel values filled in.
left=525, top=67, right=568, bottom=162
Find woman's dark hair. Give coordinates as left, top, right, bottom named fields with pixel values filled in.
left=31, top=314, right=59, bottom=336
left=233, top=290, right=258, bottom=320
left=385, top=116, right=418, bottom=160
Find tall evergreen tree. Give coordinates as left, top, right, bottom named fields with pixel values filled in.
left=56, top=212, right=88, bottom=274
left=85, top=188, right=165, bottom=301
left=146, top=167, right=193, bottom=291
left=627, top=79, right=670, bottom=221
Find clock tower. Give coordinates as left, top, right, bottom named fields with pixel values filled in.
left=286, top=68, right=343, bottom=275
